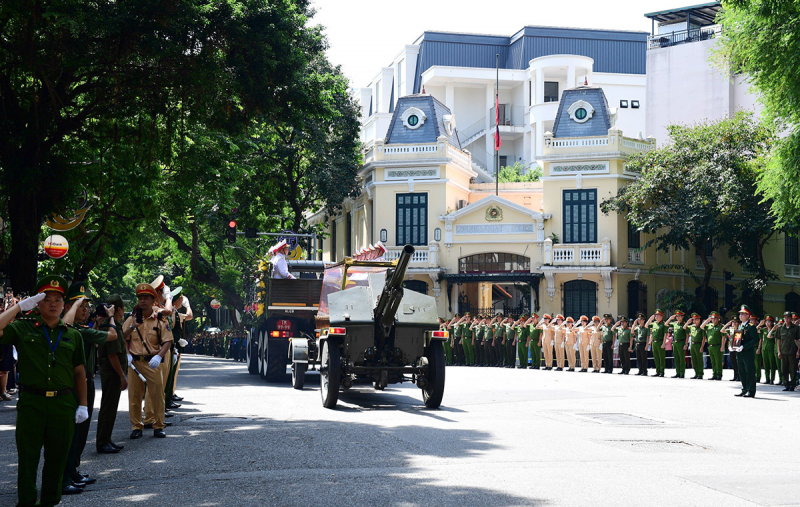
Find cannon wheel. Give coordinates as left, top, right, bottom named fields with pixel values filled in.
left=247, top=328, right=258, bottom=375
left=320, top=340, right=340, bottom=409
left=258, top=331, right=267, bottom=379
left=292, top=362, right=307, bottom=390
left=422, top=340, right=445, bottom=409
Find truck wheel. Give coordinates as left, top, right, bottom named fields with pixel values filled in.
left=247, top=328, right=258, bottom=375
left=320, top=340, right=340, bottom=409
left=292, top=362, right=307, bottom=390
left=265, top=338, right=286, bottom=382
left=422, top=340, right=446, bottom=409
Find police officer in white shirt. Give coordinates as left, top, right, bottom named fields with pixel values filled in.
left=271, top=240, right=295, bottom=279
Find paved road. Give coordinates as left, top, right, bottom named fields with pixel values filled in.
left=0, top=356, right=798, bottom=506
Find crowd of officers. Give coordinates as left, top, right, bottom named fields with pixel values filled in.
left=0, top=274, right=192, bottom=507
left=440, top=305, right=800, bottom=397
left=188, top=329, right=247, bottom=361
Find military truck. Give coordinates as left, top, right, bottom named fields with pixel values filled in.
left=246, top=261, right=323, bottom=381
left=289, top=245, right=447, bottom=409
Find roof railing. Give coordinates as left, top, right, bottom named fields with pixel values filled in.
left=647, top=25, right=721, bottom=50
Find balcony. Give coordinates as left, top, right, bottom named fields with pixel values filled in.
left=369, top=137, right=472, bottom=172
left=383, top=244, right=440, bottom=267
left=786, top=264, right=800, bottom=278
left=542, top=129, right=656, bottom=161
left=490, top=105, right=525, bottom=127
left=647, top=25, right=722, bottom=50
left=627, top=248, right=644, bottom=265
left=543, top=238, right=611, bottom=267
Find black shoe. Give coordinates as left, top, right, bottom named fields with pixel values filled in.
left=62, top=483, right=84, bottom=495
left=782, top=387, right=791, bottom=391
left=172, top=395, right=184, bottom=401
left=567, top=368, right=575, bottom=372
left=651, top=373, right=660, bottom=377
left=110, top=441, right=125, bottom=450
left=165, top=402, right=182, bottom=409
left=744, top=393, right=755, bottom=398
left=165, top=413, right=174, bottom=418
left=97, top=443, right=120, bottom=454
left=154, top=429, right=167, bottom=438
left=734, top=392, right=745, bottom=397
left=71, top=473, right=96, bottom=486
left=624, top=372, right=630, bottom=375
left=593, top=370, right=600, bottom=373
left=617, top=372, right=625, bottom=374
left=130, top=429, right=143, bottom=439
left=580, top=369, right=588, bottom=372
left=555, top=367, right=563, bottom=371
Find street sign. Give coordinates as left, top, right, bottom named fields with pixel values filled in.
left=43, top=235, right=69, bottom=259
left=210, top=299, right=221, bottom=309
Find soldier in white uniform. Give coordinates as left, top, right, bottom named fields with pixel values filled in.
left=270, top=240, right=295, bottom=279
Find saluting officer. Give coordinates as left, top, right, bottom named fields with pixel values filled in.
left=123, top=283, right=174, bottom=438
left=589, top=315, right=603, bottom=373
left=758, top=315, right=778, bottom=384
left=577, top=315, right=591, bottom=372
left=515, top=315, right=529, bottom=369
left=645, top=310, right=667, bottom=377
left=703, top=311, right=724, bottom=380
left=632, top=313, right=649, bottom=376
left=0, top=276, right=88, bottom=507
left=772, top=310, right=800, bottom=391
left=526, top=314, right=541, bottom=369
left=96, top=295, right=128, bottom=453
left=599, top=314, right=615, bottom=373
left=615, top=316, right=633, bottom=374
left=685, top=313, right=706, bottom=379
left=733, top=305, right=760, bottom=397
left=666, top=310, right=688, bottom=378
left=539, top=314, right=554, bottom=370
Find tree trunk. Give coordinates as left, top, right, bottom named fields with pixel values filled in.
left=8, top=191, right=42, bottom=292
left=696, top=246, right=712, bottom=311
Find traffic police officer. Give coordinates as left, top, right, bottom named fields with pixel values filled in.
left=0, top=276, right=88, bottom=507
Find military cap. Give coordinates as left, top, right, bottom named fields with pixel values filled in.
left=674, top=310, right=685, bottom=316
left=580, top=315, right=589, bottom=322
left=784, top=311, right=793, bottom=317
left=738, top=305, right=754, bottom=317
left=532, top=313, right=539, bottom=318
left=542, top=313, right=552, bottom=320
left=765, top=315, right=775, bottom=322
left=66, top=282, right=91, bottom=301
left=635, top=312, right=645, bottom=318
left=520, top=314, right=527, bottom=319
left=136, top=283, right=158, bottom=298
left=690, top=312, right=701, bottom=319
left=151, top=275, right=165, bottom=291
left=555, top=314, right=565, bottom=321
left=793, top=313, right=799, bottom=319
left=603, top=313, right=613, bottom=319
left=106, top=294, right=125, bottom=309
left=654, top=309, right=665, bottom=316
left=593, top=316, right=601, bottom=321
left=34, top=275, right=68, bottom=295
left=709, top=311, right=720, bottom=318
left=465, top=312, right=471, bottom=316
left=565, top=316, right=574, bottom=323
left=617, top=315, right=626, bottom=321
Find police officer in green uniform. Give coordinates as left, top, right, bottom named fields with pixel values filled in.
left=703, top=312, right=724, bottom=380
left=440, top=318, right=451, bottom=366
left=645, top=310, right=667, bottom=377
left=733, top=305, right=760, bottom=397
left=461, top=314, right=474, bottom=366
left=758, top=315, right=778, bottom=384
left=470, top=316, right=485, bottom=366
left=599, top=314, right=615, bottom=373
left=632, top=313, right=649, bottom=375
left=526, top=314, right=541, bottom=369
left=515, top=315, right=529, bottom=368
left=452, top=314, right=464, bottom=365
left=772, top=311, right=800, bottom=391
left=666, top=310, right=688, bottom=378
left=492, top=315, right=505, bottom=367
left=503, top=317, right=516, bottom=367
left=685, top=313, right=706, bottom=379
left=96, top=295, right=128, bottom=452
left=0, top=276, right=88, bottom=507
left=481, top=317, right=493, bottom=367
left=615, top=316, right=633, bottom=374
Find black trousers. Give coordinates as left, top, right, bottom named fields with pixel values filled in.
left=494, top=340, right=504, bottom=366
left=65, top=378, right=95, bottom=480
left=730, top=350, right=739, bottom=378
left=454, top=340, right=464, bottom=364
left=636, top=342, right=648, bottom=374
left=96, top=369, right=122, bottom=449
left=781, top=354, right=797, bottom=388
left=619, top=344, right=631, bottom=373
left=505, top=340, right=516, bottom=367
left=484, top=341, right=495, bottom=366
left=602, top=342, right=614, bottom=372
left=474, top=340, right=485, bottom=365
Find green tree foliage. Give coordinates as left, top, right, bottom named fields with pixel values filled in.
left=498, top=162, right=542, bottom=183
left=600, top=113, right=774, bottom=307
left=716, top=0, right=800, bottom=227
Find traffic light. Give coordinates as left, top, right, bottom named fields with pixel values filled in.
left=245, top=227, right=257, bottom=238
left=226, top=219, right=237, bottom=244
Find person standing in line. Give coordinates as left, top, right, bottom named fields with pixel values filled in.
left=439, top=318, right=451, bottom=366
left=0, top=277, right=88, bottom=507
left=553, top=315, right=566, bottom=371
left=538, top=314, right=554, bottom=370
left=525, top=314, right=541, bottom=369
left=733, top=305, right=761, bottom=397
left=461, top=313, right=474, bottom=367
left=599, top=314, right=616, bottom=374
left=771, top=311, right=800, bottom=391
left=96, top=295, right=128, bottom=453
left=645, top=310, right=667, bottom=377
left=503, top=316, right=516, bottom=368
left=452, top=314, right=465, bottom=366
left=631, top=313, right=649, bottom=376
left=577, top=316, right=591, bottom=372
left=758, top=315, right=778, bottom=384
left=590, top=316, right=603, bottom=373
left=515, top=315, right=529, bottom=369
left=684, top=313, right=706, bottom=379
left=564, top=316, right=578, bottom=371
left=665, top=310, right=688, bottom=378
left=702, top=311, right=725, bottom=381
left=482, top=316, right=495, bottom=367
left=469, top=315, right=483, bottom=367
left=615, top=316, right=633, bottom=375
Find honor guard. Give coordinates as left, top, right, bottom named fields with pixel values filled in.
left=703, top=312, right=724, bottom=380
left=733, top=305, right=760, bottom=397
left=685, top=313, right=706, bottom=379
left=632, top=313, right=649, bottom=375
left=123, top=283, right=174, bottom=438
left=645, top=310, right=667, bottom=377
left=666, top=310, right=688, bottom=378
left=0, top=276, right=88, bottom=507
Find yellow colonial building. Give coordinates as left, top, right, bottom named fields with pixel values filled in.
left=309, top=89, right=800, bottom=320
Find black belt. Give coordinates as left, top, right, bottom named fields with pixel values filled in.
left=19, top=385, right=73, bottom=398
left=132, top=354, right=155, bottom=361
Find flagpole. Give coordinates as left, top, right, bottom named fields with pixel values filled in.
left=495, top=53, right=499, bottom=197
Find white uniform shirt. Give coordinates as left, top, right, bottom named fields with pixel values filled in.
left=271, top=252, right=295, bottom=279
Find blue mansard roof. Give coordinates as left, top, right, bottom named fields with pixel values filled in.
left=385, top=94, right=461, bottom=147
left=552, top=87, right=612, bottom=138
left=412, top=26, right=647, bottom=93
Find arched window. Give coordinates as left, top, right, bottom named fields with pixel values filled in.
left=627, top=280, right=647, bottom=318
left=563, top=280, right=597, bottom=318
left=786, top=292, right=800, bottom=314
left=459, top=253, right=530, bottom=273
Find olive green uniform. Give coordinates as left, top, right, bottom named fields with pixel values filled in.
left=760, top=326, right=778, bottom=383
left=600, top=324, right=615, bottom=373
left=481, top=323, right=493, bottom=366
left=687, top=324, right=705, bottom=378
left=441, top=324, right=452, bottom=365
left=461, top=323, right=474, bottom=366
left=755, top=328, right=767, bottom=382
left=516, top=324, right=529, bottom=368
left=96, top=322, right=127, bottom=449
left=777, top=323, right=799, bottom=389
left=616, top=328, right=632, bottom=373
left=492, top=324, right=504, bottom=367
left=472, top=324, right=485, bottom=366
left=634, top=325, right=649, bottom=375
left=649, top=322, right=667, bottom=376
left=528, top=325, right=542, bottom=369
left=671, top=322, right=687, bottom=377
left=705, top=323, right=724, bottom=379
left=453, top=322, right=463, bottom=365
left=1, top=309, right=85, bottom=507
left=735, top=322, right=760, bottom=395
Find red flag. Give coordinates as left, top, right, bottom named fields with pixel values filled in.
left=494, top=95, right=502, bottom=151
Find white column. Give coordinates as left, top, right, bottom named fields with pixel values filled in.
left=535, top=120, right=544, bottom=159
left=445, top=82, right=455, bottom=111
left=567, top=66, right=575, bottom=90
left=535, top=68, right=544, bottom=105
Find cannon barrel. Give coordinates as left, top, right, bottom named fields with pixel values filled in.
left=375, top=244, right=415, bottom=329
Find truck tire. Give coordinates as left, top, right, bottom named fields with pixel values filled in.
left=320, top=340, right=340, bottom=409
left=247, top=328, right=258, bottom=375
left=264, top=338, right=286, bottom=382
left=258, top=331, right=268, bottom=380
left=422, top=340, right=445, bottom=409
left=292, top=362, right=307, bottom=390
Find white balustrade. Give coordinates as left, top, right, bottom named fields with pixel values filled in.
left=383, top=247, right=429, bottom=264
left=627, top=249, right=644, bottom=264
left=545, top=238, right=611, bottom=266
left=550, top=137, right=609, bottom=148
left=383, top=144, right=438, bottom=155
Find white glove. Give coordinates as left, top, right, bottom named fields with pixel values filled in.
left=75, top=406, right=89, bottom=424
left=178, top=339, right=188, bottom=347
left=586, top=346, right=591, bottom=352
left=18, top=293, right=46, bottom=312
left=127, top=354, right=133, bottom=366
left=599, top=344, right=603, bottom=351
left=172, top=353, right=178, bottom=365
left=149, top=355, right=162, bottom=369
